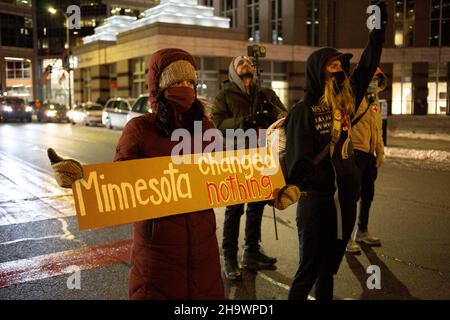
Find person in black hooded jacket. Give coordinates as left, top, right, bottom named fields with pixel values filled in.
left=284, top=1, right=388, bottom=300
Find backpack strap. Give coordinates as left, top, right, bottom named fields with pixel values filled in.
left=351, top=94, right=373, bottom=127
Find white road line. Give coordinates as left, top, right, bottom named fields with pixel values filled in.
left=258, top=272, right=316, bottom=300
left=0, top=151, right=75, bottom=226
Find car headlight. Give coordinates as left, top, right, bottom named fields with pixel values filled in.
left=26, top=106, right=33, bottom=112
left=4, top=106, right=12, bottom=112
left=46, top=110, right=57, bottom=117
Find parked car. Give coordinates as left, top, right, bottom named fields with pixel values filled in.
left=68, top=102, right=103, bottom=126
left=37, top=103, right=70, bottom=122
left=126, top=94, right=152, bottom=123
left=102, top=98, right=135, bottom=129
left=0, top=96, right=32, bottom=122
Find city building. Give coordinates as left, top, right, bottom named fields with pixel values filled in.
left=72, top=0, right=450, bottom=115
left=0, top=0, right=158, bottom=104
left=0, top=0, right=33, bottom=100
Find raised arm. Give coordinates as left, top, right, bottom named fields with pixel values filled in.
left=351, top=0, right=388, bottom=110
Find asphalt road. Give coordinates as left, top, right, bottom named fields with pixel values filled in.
left=0, top=122, right=449, bottom=300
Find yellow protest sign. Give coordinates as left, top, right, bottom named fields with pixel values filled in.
left=72, top=148, right=285, bottom=230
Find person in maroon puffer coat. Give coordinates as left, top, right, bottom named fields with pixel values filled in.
left=114, top=48, right=225, bottom=300
left=48, top=48, right=225, bottom=300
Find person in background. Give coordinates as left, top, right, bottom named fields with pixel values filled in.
left=346, top=67, right=387, bottom=254
left=211, top=55, right=287, bottom=280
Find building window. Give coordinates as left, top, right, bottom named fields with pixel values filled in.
left=0, top=13, right=33, bottom=48
left=260, top=61, right=288, bottom=106
left=392, top=64, right=413, bottom=115
left=5, top=59, right=31, bottom=79
left=248, top=0, right=260, bottom=42
left=428, top=63, right=448, bottom=114
left=81, top=68, right=92, bottom=102
left=271, top=0, right=283, bottom=44
left=194, top=56, right=219, bottom=103
left=201, top=0, right=214, bottom=6
left=109, top=63, right=118, bottom=98
left=394, top=0, right=415, bottom=48
left=306, top=0, right=320, bottom=46
left=222, top=0, right=238, bottom=28
left=430, top=0, right=450, bottom=47
left=132, top=58, right=146, bottom=98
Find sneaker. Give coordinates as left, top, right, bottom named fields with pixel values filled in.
left=346, top=239, right=362, bottom=254
left=242, top=249, right=277, bottom=270
left=355, top=231, right=381, bottom=246
left=223, top=258, right=242, bottom=280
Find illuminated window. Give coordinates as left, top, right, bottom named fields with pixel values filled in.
left=194, top=57, right=219, bottom=103
left=427, top=63, right=448, bottom=114
left=394, top=0, right=415, bottom=48
left=271, top=0, right=283, bottom=44
left=392, top=64, right=413, bottom=115
left=132, top=58, right=146, bottom=98
left=306, top=0, right=320, bottom=46
left=5, top=59, right=31, bottom=79
left=248, top=0, right=260, bottom=42
left=261, top=61, right=288, bottom=106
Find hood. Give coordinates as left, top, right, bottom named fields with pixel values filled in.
left=304, top=47, right=353, bottom=106
left=375, top=67, right=388, bottom=93
left=228, top=57, right=256, bottom=95
left=147, top=48, right=197, bottom=113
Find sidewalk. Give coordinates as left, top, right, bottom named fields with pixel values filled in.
left=385, top=116, right=450, bottom=164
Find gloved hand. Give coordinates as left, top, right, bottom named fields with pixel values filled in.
left=47, top=148, right=84, bottom=188
left=272, top=184, right=303, bottom=210
left=376, top=153, right=384, bottom=167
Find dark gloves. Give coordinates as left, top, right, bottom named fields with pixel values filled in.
left=48, top=148, right=83, bottom=188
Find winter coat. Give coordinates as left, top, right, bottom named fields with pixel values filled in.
left=352, top=68, right=387, bottom=158
left=284, top=24, right=385, bottom=195
left=211, top=58, right=287, bottom=134
left=114, top=48, right=224, bottom=300
left=212, top=82, right=286, bottom=131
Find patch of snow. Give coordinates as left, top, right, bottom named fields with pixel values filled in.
left=385, top=147, right=450, bottom=163
left=390, top=131, right=450, bottom=142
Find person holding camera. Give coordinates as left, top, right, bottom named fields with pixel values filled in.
left=211, top=54, right=287, bottom=280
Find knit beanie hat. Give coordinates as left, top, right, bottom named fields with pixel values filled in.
left=159, top=60, right=197, bottom=91
left=229, top=56, right=255, bottom=95
left=233, top=56, right=252, bottom=71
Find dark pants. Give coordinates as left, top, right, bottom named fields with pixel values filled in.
left=354, top=150, right=378, bottom=232
left=222, top=201, right=266, bottom=259
left=288, top=175, right=358, bottom=300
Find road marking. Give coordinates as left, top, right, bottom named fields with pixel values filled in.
left=0, top=151, right=74, bottom=226
left=0, top=239, right=132, bottom=289
left=258, top=272, right=316, bottom=300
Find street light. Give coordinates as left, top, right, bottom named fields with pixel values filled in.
left=48, top=6, right=72, bottom=109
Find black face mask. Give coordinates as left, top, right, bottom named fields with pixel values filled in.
left=331, top=71, right=346, bottom=93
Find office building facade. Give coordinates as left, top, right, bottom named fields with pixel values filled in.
left=44, top=1, right=450, bottom=115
